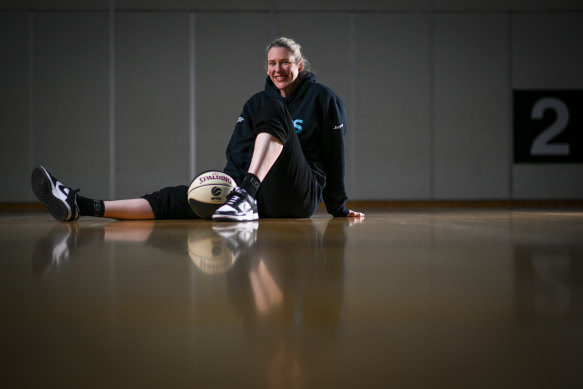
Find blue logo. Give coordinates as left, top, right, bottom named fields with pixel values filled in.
left=293, top=119, right=303, bottom=134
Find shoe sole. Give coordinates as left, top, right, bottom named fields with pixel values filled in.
left=212, top=213, right=259, bottom=222
left=31, top=167, right=71, bottom=222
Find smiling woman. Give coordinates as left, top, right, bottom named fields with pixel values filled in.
left=31, top=37, right=364, bottom=222
left=266, top=37, right=311, bottom=98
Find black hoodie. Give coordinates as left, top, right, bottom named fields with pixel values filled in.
left=224, top=73, right=349, bottom=217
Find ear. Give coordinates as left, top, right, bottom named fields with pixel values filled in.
left=298, top=60, right=304, bottom=72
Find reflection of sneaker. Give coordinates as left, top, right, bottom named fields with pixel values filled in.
left=212, top=221, right=258, bottom=259
left=31, top=166, right=79, bottom=222
left=212, top=187, right=258, bottom=222
left=32, top=223, right=78, bottom=277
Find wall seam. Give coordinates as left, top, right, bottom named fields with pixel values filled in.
left=109, top=0, right=116, bottom=199
left=428, top=0, right=435, bottom=200
left=348, top=13, right=356, bottom=197
left=189, top=12, right=196, bottom=179
left=28, top=12, right=34, bottom=178
left=508, top=11, right=514, bottom=200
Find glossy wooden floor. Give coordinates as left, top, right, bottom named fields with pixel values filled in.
left=1, top=208, right=582, bottom=388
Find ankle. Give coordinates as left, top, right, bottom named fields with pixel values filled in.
left=77, top=195, right=105, bottom=217
left=239, top=173, right=261, bottom=198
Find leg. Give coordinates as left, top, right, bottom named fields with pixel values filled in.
left=247, top=133, right=283, bottom=181
left=32, top=165, right=196, bottom=221
left=212, top=131, right=283, bottom=222
left=103, top=199, right=155, bottom=220
left=212, top=133, right=282, bottom=222
left=214, top=99, right=318, bottom=221
left=257, top=129, right=321, bottom=218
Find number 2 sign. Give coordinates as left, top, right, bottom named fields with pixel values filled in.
left=514, top=90, right=582, bottom=163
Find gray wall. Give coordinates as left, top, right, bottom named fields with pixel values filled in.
left=1, top=1, right=582, bottom=202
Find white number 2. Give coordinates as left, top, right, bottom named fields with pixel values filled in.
left=530, top=97, right=570, bottom=156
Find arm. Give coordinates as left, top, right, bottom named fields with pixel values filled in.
left=320, top=94, right=364, bottom=219
left=320, top=95, right=350, bottom=217
left=224, top=104, right=256, bottom=186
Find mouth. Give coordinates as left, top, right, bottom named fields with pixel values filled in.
left=274, top=75, right=287, bottom=82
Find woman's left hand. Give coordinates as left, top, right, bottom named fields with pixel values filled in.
left=347, top=210, right=365, bottom=219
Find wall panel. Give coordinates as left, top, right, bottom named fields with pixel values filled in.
left=117, top=0, right=269, bottom=11
left=194, top=13, right=271, bottom=175
left=435, top=0, right=583, bottom=11
left=433, top=13, right=510, bottom=199
left=511, top=13, right=583, bottom=199
left=0, top=12, right=30, bottom=201
left=353, top=13, right=431, bottom=199
left=33, top=12, right=111, bottom=200
left=115, top=12, right=190, bottom=198
left=0, top=0, right=109, bottom=10
left=274, top=0, right=428, bottom=11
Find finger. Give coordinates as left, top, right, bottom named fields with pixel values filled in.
left=348, top=210, right=365, bottom=218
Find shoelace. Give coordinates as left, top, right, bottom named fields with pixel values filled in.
left=224, top=189, right=244, bottom=206
left=68, top=188, right=80, bottom=199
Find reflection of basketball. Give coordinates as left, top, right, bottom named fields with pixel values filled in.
left=188, top=171, right=235, bottom=219
left=188, top=231, right=236, bottom=274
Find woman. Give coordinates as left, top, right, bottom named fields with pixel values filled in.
left=31, top=37, right=364, bottom=222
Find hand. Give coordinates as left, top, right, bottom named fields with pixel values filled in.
left=347, top=210, right=365, bottom=219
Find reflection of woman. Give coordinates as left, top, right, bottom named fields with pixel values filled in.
left=224, top=219, right=350, bottom=387
left=31, top=37, right=364, bottom=222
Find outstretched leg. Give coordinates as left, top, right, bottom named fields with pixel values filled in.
left=103, top=199, right=155, bottom=220
left=32, top=166, right=157, bottom=221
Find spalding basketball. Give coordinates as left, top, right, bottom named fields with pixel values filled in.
left=188, top=170, right=235, bottom=219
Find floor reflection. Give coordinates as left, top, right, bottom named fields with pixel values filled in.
left=32, top=223, right=102, bottom=278
left=515, top=247, right=583, bottom=321
left=15, top=210, right=583, bottom=388
left=27, top=217, right=357, bottom=388
left=220, top=220, right=350, bottom=388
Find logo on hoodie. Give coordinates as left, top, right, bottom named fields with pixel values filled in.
left=293, top=119, right=303, bottom=134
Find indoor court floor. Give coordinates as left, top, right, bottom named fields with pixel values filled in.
left=1, top=206, right=582, bottom=388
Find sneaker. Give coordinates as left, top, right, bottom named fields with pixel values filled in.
left=31, top=166, right=80, bottom=222
left=212, top=187, right=258, bottom=222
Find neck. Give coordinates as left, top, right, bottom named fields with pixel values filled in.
left=279, top=73, right=304, bottom=98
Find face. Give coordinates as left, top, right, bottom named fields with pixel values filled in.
left=267, top=46, right=304, bottom=98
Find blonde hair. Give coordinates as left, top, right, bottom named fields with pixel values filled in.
left=266, top=37, right=312, bottom=74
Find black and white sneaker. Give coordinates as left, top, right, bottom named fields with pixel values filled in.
left=212, top=187, right=258, bottom=222
left=31, top=166, right=80, bottom=222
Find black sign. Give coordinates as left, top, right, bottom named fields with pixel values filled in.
left=514, top=90, right=582, bottom=163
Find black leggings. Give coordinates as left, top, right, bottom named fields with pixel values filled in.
left=143, top=99, right=322, bottom=219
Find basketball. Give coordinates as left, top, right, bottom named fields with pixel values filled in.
left=188, top=170, right=236, bottom=219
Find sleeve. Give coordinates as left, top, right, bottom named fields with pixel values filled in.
left=320, top=94, right=350, bottom=217
left=223, top=103, right=256, bottom=186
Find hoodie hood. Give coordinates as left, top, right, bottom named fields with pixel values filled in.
left=264, top=72, right=316, bottom=103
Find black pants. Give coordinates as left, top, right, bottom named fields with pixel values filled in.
left=143, top=100, right=322, bottom=219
